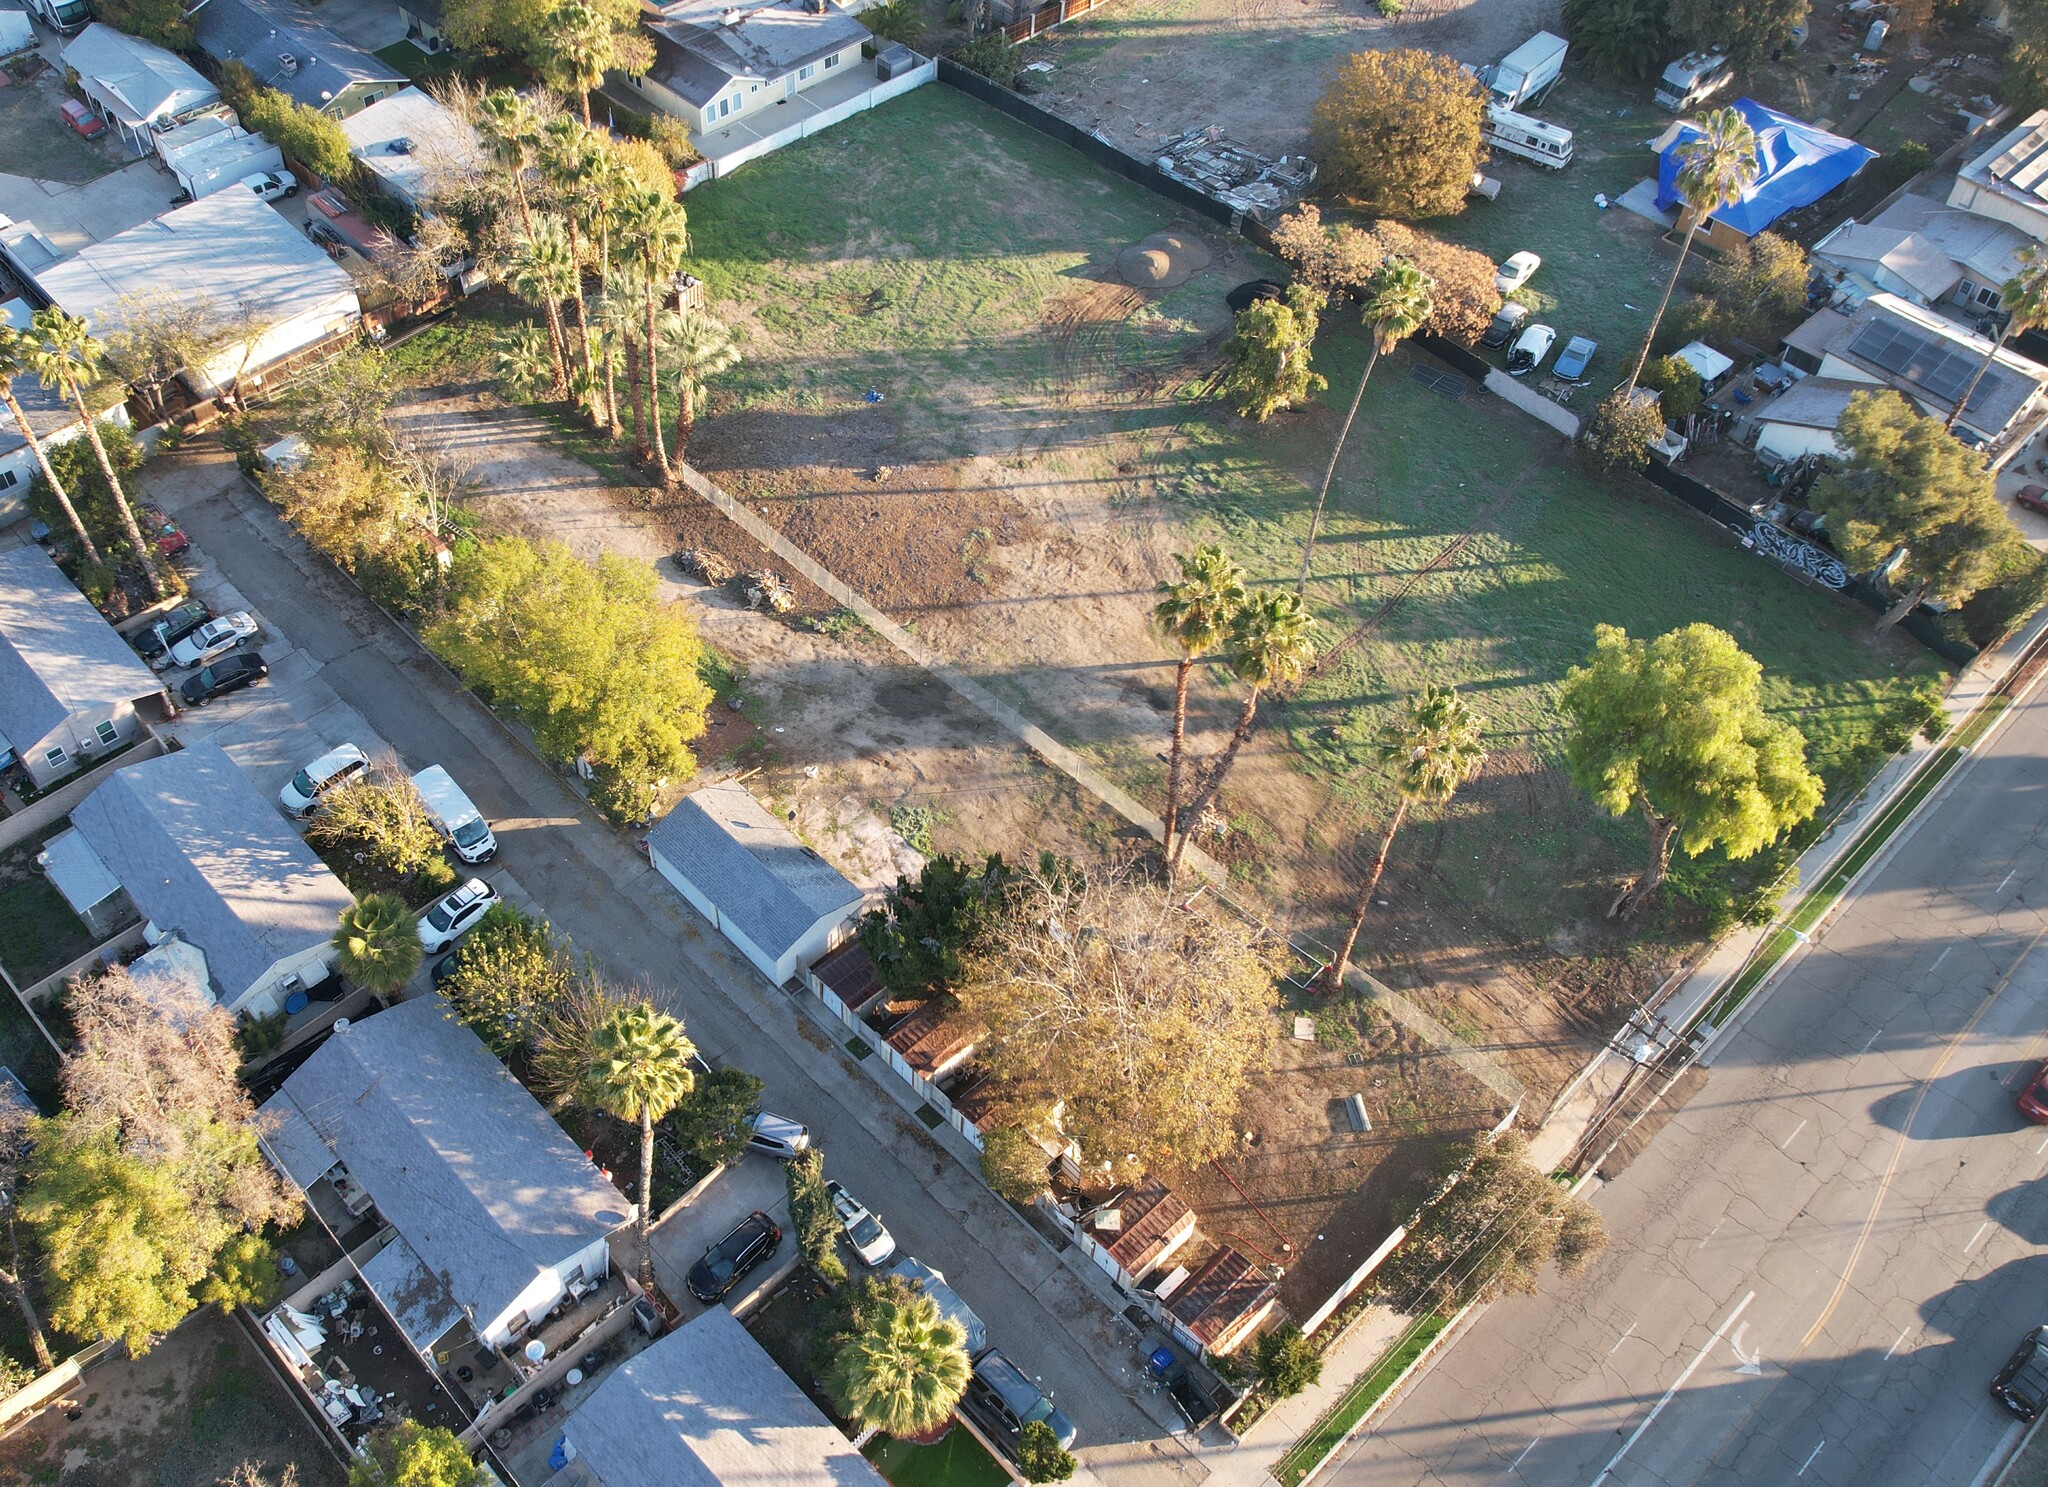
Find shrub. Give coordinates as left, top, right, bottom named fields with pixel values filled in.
left=952, top=31, right=1018, bottom=88
left=648, top=113, right=703, bottom=169
left=978, top=1126, right=1050, bottom=1204
left=1253, top=1323, right=1322, bottom=1398
left=1016, top=1420, right=1077, bottom=1483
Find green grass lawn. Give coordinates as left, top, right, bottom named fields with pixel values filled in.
left=373, top=41, right=528, bottom=92
left=0, top=80, right=125, bottom=186
left=865, top=1428, right=1011, bottom=1487
left=0, top=836, right=100, bottom=988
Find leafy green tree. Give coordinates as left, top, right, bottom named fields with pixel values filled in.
left=530, top=976, right=627, bottom=1111
left=333, top=894, right=423, bottom=995
left=952, top=31, right=1019, bottom=88
left=2008, top=0, right=2048, bottom=114
left=1561, top=0, right=1671, bottom=78
left=824, top=1288, right=971, bottom=1446
left=348, top=1421, right=484, bottom=1487
left=1379, top=1131, right=1606, bottom=1313
left=1945, top=244, right=2048, bottom=433
left=1638, top=355, right=1704, bottom=423
left=222, top=68, right=356, bottom=181
left=1559, top=623, right=1824, bottom=918
left=1310, top=49, right=1486, bottom=221
left=1152, top=546, right=1247, bottom=872
left=573, top=1002, right=696, bottom=1291
left=305, top=776, right=455, bottom=902
left=1695, top=231, right=1809, bottom=346
left=1624, top=108, right=1759, bottom=395
left=1218, top=287, right=1327, bottom=423
left=665, top=1065, right=762, bottom=1170
left=1253, top=1323, right=1322, bottom=1398
left=0, top=327, right=100, bottom=565
left=978, top=1126, right=1051, bottom=1204
left=91, top=0, right=190, bottom=45
left=441, top=906, right=575, bottom=1054
left=441, top=0, right=554, bottom=53
left=784, top=1147, right=845, bottom=1283
left=1580, top=387, right=1670, bottom=473
left=1667, top=0, right=1805, bottom=65
left=1812, top=391, right=2021, bottom=626
left=1016, top=1420, right=1078, bottom=1483
left=858, top=853, right=1014, bottom=1000
left=0, top=1102, right=52, bottom=1368
left=284, top=352, right=400, bottom=455
left=1326, top=685, right=1486, bottom=990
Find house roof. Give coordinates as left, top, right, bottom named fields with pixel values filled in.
left=62, top=23, right=218, bottom=129
left=188, top=0, right=402, bottom=112
left=882, top=999, right=982, bottom=1077
left=68, top=742, right=354, bottom=999
left=38, top=825, right=123, bottom=917
left=1654, top=98, right=1874, bottom=237
left=647, top=0, right=870, bottom=106
left=1755, top=376, right=1864, bottom=432
left=31, top=186, right=359, bottom=347
left=1816, top=196, right=2033, bottom=303
left=1783, top=306, right=1853, bottom=361
left=560, top=1307, right=878, bottom=1487
left=1824, top=291, right=2048, bottom=436
left=1084, top=1177, right=1193, bottom=1278
left=261, top=997, right=634, bottom=1338
left=1958, top=108, right=2048, bottom=220
left=810, top=938, right=887, bottom=1014
left=1166, top=1246, right=1277, bottom=1350
left=359, top=1234, right=465, bottom=1353
left=340, top=87, right=486, bottom=207
left=0, top=10, right=34, bottom=54
left=647, top=781, right=863, bottom=963
left=0, top=544, right=162, bottom=759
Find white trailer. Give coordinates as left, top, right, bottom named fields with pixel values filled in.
left=1655, top=49, right=1733, bottom=111
left=1484, top=104, right=1574, bottom=169
left=1486, top=31, right=1567, bottom=110
left=23, top=0, right=90, bottom=33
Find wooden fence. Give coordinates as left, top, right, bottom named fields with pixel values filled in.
left=1001, top=0, right=1110, bottom=42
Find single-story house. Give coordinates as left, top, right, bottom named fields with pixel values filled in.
left=646, top=780, right=864, bottom=986
left=623, top=0, right=871, bottom=140
left=1746, top=376, right=1866, bottom=465
left=1813, top=195, right=2035, bottom=319
left=339, top=87, right=485, bottom=216
left=155, top=116, right=286, bottom=200
left=1777, top=290, right=2048, bottom=451
left=1076, top=1177, right=1197, bottom=1293
left=881, top=999, right=983, bottom=1081
left=552, top=1307, right=880, bottom=1487
left=0, top=297, right=121, bottom=524
left=30, top=187, right=362, bottom=400
left=0, top=544, right=168, bottom=789
left=1949, top=108, right=2048, bottom=244
left=37, top=824, right=129, bottom=937
left=61, top=23, right=222, bottom=154
left=261, top=997, right=633, bottom=1358
left=66, top=742, right=356, bottom=1014
left=1652, top=99, right=1875, bottom=253
left=1164, top=1245, right=1279, bottom=1358
left=188, top=0, right=405, bottom=118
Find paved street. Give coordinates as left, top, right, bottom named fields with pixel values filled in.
left=1328, top=670, right=2048, bottom=1487
left=144, top=450, right=1202, bottom=1487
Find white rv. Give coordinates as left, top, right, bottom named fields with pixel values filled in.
left=1655, top=50, right=1733, bottom=112
left=1484, top=105, right=1574, bottom=169
left=412, top=765, right=499, bottom=864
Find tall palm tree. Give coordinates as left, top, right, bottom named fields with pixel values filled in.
left=576, top=147, right=635, bottom=434
left=332, top=894, right=422, bottom=996
left=576, top=1000, right=696, bottom=1292
left=654, top=308, right=742, bottom=467
left=1297, top=259, right=1432, bottom=599
left=0, top=326, right=101, bottom=565
left=825, top=1289, right=971, bottom=1447
left=1945, top=244, right=2048, bottom=434
left=540, top=1, right=645, bottom=127
left=541, top=118, right=605, bottom=427
left=505, top=215, right=579, bottom=399
left=494, top=324, right=557, bottom=403
left=1151, top=545, right=1246, bottom=872
left=1624, top=107, right=1759, bottom=395
left=598, top=263, right=647, bottom=454
left=1323, top=685, right=1487, bottom=992
left=619, top=188, right=690, bottom=478
left=25, top=309, right=163, bottom=600
left=1168, top=590, right=1319, bottom=874
left=475, top=89, right=545, bottom=235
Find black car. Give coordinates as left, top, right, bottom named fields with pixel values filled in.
left=686, top=1211, right=780, bottom=1303
left=132, top=601, right=213, bottom=664
left=179, top=651, right=268, bottom=704
left=1995, top=1327, right=2048, bottom=1421
left=1480, top=302, right=1528, bottom=349
left=959, top=1348, right=1078, bottom=1455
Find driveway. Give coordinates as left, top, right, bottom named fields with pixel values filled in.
left=144, top=448, right=1198, bottom=1487
left=0, top=157, right=186, bottom=255
left=646, top=1154, right=794, bottom=1320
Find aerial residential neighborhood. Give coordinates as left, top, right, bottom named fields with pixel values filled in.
left=8, top=0, right=2048, bottom=1485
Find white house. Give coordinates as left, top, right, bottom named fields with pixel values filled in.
left=625, top=0, right=873, bottom=140
left=64, top=742, right=355, bottom=1014
left=0, top=544, right=168, bottom=789
left=340, top=87, right=486, bottom=215
left=1949, top=109, right=2048, bottom=243
left=1747, top=377, right=1865, bottom=466
left=259, top=997, right=634, bottom=1357
left=1813, top=195, right=2035, bottom=318
left=61, top=23, right=221, bottom=154
left=646, top=779, right=863, bottom=985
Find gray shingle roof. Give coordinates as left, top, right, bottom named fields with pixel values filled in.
left=188, top=0, right=402, bottom=112
left=0, top=544, right=162, bottom=761
left=561, top=1307, right=878, bottom=1487
left=261, top=997, right=633, bottom=1335
left=647, top=781, right=862, bottom=961
left=1755, top=376, right=1864, bottom=432
left=647, top=0, right=869, bottom=104
left=67, top=742, right=354, bottom=1000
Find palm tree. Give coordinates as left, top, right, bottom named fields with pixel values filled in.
left=618, top=188, right=690, bottom=478
left=654, top=308, right=742, bottom=467
left=1151, top=545, right=1246, bottom=872
left=494, top=324, right=557, bottom=403
left=1297, top=259, right=1432, bottom=599
left=332, top=894, right=422, bottom=996
left=541, top=118, right=605, bottom=427
left=575, top=1000, right=696, bottom=1292
left=476, top=89, right=545, bottom=234
left=1945, top=244, right=2048, bottom=434
left=598, top=264, right=646, bottom=454
left=25, top=308, right=163, bottom=600
left=825, top=1289, right=971, bottom=1447
left=571, top=146, right=634, bottom=433
left=539, top=1, right=646, bottom=127
left=1624, top=107, right=1759, bottom=395
left=1168, top=590, right=1319, bottom=874
left=0, top=326, right=101, bottom=565
left=505, top=215, right=579, bottom=400
left=1323, top=685, right=1487, bottom=993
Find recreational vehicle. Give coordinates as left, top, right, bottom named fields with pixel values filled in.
left=1484, top=105, right=1574, bottom=169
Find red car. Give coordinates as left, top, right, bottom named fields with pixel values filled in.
left=2016, top=484, right=2048, bottom=518
left=2018, top=1063, right=2048, bottom=1123
left=141, top=504, right=188, bottom=557
left=58, top=100, right=106, bottom=140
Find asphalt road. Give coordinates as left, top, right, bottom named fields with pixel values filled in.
left=148, top=453, right=1201, bottom=1487
left=1330, top=671, right=2048, bottom=1487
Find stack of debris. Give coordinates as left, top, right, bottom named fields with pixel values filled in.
left=742, top=570, right=795, bottom=612
left=676, top=547, right=734, bottom=585
left=1155, top=129, right=1317, bottom=221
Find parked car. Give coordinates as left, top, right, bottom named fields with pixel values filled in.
left=1995, top=1326, right=2048, bottom=1421
left=1553, top=335, right=1598, bottom=382
left=686, top=1211, right=781, bottom=1303
left=179, top=651, right=267, bottom=704
left=412, top=765, right=497, bottom=864
left=133, top=601, right=212, bottom=664
left=141, top=503, right=188, bottom=557
left=1480, top=301, right=1528, bottom=349
left=242, top=170, right=297, bottom=202
left=58, top=99, right=105, bottom=139
left=432, top=946, right=468, bottom=987
left=417, top=877, right=500, bottom=952
left=2018, top=1063, right=2048, bottom=1123
left=960, top=1349, right=1078, bottom=1455
left=279, top=742, right=371, bottom=816
left=1494, top=250, right=1541, bottom=294
left=746, top=1110, right=812, bottom=1160
left=826, top=1180, right=896, bottom=1266
left=2016, top=484, right=2048, bottom=518
left=168, top=611, right=259, bottom=669
left=1506, top=323, right=1556, bottom=377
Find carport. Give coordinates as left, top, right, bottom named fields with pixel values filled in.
left=644, top=1154, right=794, bottom=1317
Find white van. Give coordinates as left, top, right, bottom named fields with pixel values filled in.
left=411, top=765, right=498, bottom=864
left=280, top=743, right=370, bottom=816
left=1655, top=50, right=1732, bottom=112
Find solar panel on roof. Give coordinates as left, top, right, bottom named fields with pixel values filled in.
left=2007, top=144, right=2048, bottom=197
left=1845, top=315, right=2010, bottom=411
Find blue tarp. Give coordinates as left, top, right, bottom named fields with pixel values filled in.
left=1654, top=98, right=1875, bottom=237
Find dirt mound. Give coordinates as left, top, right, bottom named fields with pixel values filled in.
left=1117, top=230, right=1211, bottom=287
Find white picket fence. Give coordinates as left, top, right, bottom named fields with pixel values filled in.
left=684, top=60, right=937, bottom=187
left=801, top=965, right=986, bottom=1151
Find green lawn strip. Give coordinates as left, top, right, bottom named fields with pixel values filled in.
left=1272, top=1311, right=1450, bottom=1487
left=373, top=41, right=527, bottom=91
left=0, top=868, right=97, bottom=989
left=864, top=1429, right=1011, bottom=1487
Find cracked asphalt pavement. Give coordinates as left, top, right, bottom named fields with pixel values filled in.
left=1327, top=676, right=2048, bottom=1487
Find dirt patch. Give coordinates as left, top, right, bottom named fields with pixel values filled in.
left=1117, top=231, right=1211, bottom=289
